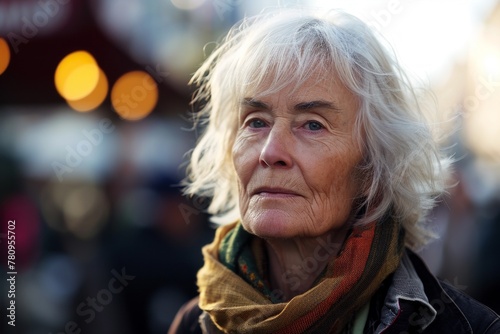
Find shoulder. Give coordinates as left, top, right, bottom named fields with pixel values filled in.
left=168, top=297, right=203, bottom=334
left=439, top=278, right=500, bottom=333
left=407, top=250, right=500, bottom=333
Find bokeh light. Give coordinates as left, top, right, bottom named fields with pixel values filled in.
left=54, top=51, right=100, bottom=101
left=63, top=184, right=109, bottom=239
left=40, top=181, right=109, bottom=239
left=170, top=0, right=206, bottom=10
left=111, top=71, right=158, bottom=121
left=0, top=37, right=11, bottom=75
left=66, top=68, right=109, bottom=112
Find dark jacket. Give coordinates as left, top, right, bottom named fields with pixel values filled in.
left=169, top=250, right=500, bottom=333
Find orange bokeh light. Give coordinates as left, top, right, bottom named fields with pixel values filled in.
left=67, top=68, right=108, bottom=112
left=55, top=51, right=100, bottom=101
left=111, top=71, right=158, bottom=121
left=0, top=38, right=11, bottom=75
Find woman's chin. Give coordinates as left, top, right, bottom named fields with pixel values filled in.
left=241, top=210, right=300, bottom=239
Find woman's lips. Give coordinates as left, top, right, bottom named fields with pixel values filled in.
left=253, top=187, right=301, bottom=198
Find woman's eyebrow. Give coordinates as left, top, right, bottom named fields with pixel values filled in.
left=241, top=98, right=271, bottom=110
left=294, top=100, right=341, bottom=112
left=240, top=98, right=341, bottom=112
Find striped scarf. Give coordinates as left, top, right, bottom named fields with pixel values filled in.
left=197, top=215, right=404, bottom=333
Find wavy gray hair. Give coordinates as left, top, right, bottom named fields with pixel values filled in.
left=184, top=8, right=450, bottom=250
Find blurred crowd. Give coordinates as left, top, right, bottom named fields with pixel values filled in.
left=0, top=113, right=215, bottom=333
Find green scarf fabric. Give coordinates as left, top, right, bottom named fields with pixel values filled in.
left=218, top=223, right=282, bottom=302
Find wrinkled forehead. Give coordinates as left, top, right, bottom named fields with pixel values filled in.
left=219, top=16, right=363, bottom=112
left=237, top=56, right=343, bottom=103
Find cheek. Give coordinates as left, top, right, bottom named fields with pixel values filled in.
left=232, top=136, right=261, bottom=208
left=307, top=151, right=363, bottom=212
left=232, top=138, right=253, bottom=185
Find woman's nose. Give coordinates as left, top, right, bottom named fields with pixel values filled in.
left=259, top=125, right=293, bottom=168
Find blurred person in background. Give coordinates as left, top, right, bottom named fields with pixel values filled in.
left=169, top=8, right=500, bottom=334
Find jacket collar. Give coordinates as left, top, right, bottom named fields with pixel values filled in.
left=373, top=250, right=473, bottom=334
left=375, top=250, right=437, bottom=333
left=406, top=250, right=473, bottom=333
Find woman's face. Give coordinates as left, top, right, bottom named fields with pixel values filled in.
left=232, top=73, right=364, bottom=239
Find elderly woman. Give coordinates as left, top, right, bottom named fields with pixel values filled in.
left=169, top=8, right=500, bottom=334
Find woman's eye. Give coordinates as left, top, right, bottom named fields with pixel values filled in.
left=248, top=119, right=266, bottom=128
left=305, top=121, right=323, bottom=131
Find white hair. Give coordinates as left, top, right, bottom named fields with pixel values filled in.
left=184, top=8, right=451, bottom=250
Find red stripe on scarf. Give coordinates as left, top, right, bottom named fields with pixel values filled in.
left=276, top=225, right=375, bottom=334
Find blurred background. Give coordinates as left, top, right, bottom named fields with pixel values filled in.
left=0, top=0, right=500, bottom=333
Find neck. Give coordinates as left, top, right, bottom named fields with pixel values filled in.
left=264, top=225, right=350, bottom=302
